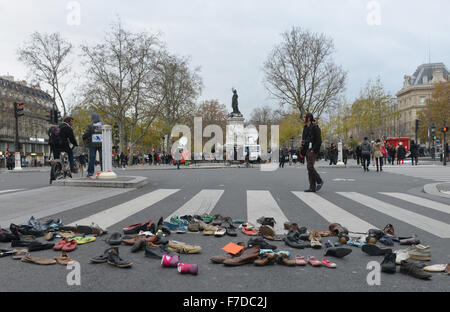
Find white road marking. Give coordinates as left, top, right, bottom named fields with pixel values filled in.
left=380, top=192, right=450, bottom=215
left=292, top=192, right=376, bottom=233
left=247, top=191, right=289, bottom=234
left=338, top=192, right=450, bottom=238
left=70, top=189, right=180, bottom=229
left=165, top=189, right=224, bottom=221
left=0, top=189, right=25, bottom=195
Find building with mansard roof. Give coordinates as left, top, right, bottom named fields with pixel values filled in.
left=395, top=63, right=449, bottom=142
left=0, top=76, right=55, bottom=168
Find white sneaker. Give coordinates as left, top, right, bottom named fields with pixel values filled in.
left=394, top=249, right=410, bottom=264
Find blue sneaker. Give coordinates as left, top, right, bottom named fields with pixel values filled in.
left=347, top=240, right=365, bottom=248
left=316, top=182, right=324, bottom=192
left=176, top=225, right=188, bottom=234
left=163, top=221, right=179, bottom=230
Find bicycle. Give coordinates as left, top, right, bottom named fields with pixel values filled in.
left=50, top=151, right=72, bottom=184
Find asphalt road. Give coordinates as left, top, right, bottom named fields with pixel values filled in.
left=0, top=164, right=449, bottom=292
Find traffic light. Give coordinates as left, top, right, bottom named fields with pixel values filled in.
left=53, top=110, right=61, bottom=124
left=442, top=127, right=448, bottom=133
left=415, top=119, right=421, bottom=129
left=14, top=102, right=24, bottom=117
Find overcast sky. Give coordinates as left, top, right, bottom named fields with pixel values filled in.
left=0, top=0, right=449, bottom=118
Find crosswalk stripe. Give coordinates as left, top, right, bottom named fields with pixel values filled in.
left=247, top=191, right=289, bottom=234
left=292, top=192, right=377, bottom=233
left=165, top=190, right=224, bottom=222
left=337, top=192, right=450, bottom=238
left=380, top=193, right=450, bottom=215
left=0, top=189, right=25, bottom=195
left=70, top=189, right=180, bottom=229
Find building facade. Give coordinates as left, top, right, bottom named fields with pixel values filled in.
left=396, top=63, right=449, bottom=142
left=0, top=76, right=54, bottom=168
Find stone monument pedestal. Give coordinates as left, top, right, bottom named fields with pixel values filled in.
left=225, top=115, right=245, bottom=161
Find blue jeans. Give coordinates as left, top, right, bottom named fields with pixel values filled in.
left=88, top=147, right=103, bottom=176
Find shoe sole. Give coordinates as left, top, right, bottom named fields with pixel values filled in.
left=107, top=260, right=132, bottom=268
left=362, top=244, right=391, bottom=256
left=409, top=255, right=431, bottom=261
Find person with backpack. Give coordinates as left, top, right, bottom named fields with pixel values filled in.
left=82, top=113, right=103, bottom=178
left=361, top=137, right=372, bottom=172
left=301, top=113, right=323, bottom=192
left=397, top=142, right=407, bottom=165
left=49, top=116, right=78, bottom=174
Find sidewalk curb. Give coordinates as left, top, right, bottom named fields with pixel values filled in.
left=423, top=183, right=450, bottom=198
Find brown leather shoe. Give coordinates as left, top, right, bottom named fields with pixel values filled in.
left=329, top=223, right=348, bottom=236
left=319, top=230, right=333, bottom=237
left=21, top=253, right=56, bottom=265
left=122, top=235, right=158, bottom=246
left=277, top=253, right=296, bottom=266
left=259, top=225, right=275, bottom=238
left=309, top=230, right=322, bottom=249
left=210, top=242, right=245, bottom=263
left=223, top=246, right=260, bottom=266
left=254, top=253, right=276, bottom=266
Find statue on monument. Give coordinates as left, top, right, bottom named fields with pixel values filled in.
left=230, top=88, right=243, bottom=118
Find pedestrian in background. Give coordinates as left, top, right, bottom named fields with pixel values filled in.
left=355, top=143, right=362, bottom=165
left=397, top=143, right=406, bottom=165
left=361, top=137, right=372, bottom=172
left=410, top=140, right=419, bottom=166
left=373, top=139, right=384, bottom=172
left=82, top=113, right=103, bottom=178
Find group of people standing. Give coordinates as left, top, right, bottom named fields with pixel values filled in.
left=354, top=138, right=419, bottom=172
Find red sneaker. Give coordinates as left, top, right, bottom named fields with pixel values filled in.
left=321, top=258, right=337, bottom=268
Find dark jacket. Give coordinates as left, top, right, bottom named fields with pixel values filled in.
left=397, top=145, right=407, bottom=159
left=82, top=122, right=103, bottom=148
left=410, top=143, right=418, bottom=157
left=56, top=122, right=78, bottom=152
left=361, top=140, right=372, bottom=155
left=302, top=123, right=322, bottom=154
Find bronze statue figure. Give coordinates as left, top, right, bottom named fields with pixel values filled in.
left=230, top=88, right=242, bottom=117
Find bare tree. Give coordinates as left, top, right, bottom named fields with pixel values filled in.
left=18, top=32, right=73, bottom=116
left=263, top=27, right=347, bottom=120
left=249, top=106, right=276, bottom=126
left=154, top=53, right=203, bottom=146
left=81, top=21, right=163, bottom=160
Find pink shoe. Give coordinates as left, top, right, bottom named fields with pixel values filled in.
left=177, top=263, right=198, bottom=275
left=321, top=258, right=337, bottom=268
left=307, top=256, right=322, bottom=267
left=295, top=255, right=307, bottom=266
left=161, top=254, right=179, bottom=267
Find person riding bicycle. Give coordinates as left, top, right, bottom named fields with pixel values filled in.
left=49, top=116, right=78, bottom=174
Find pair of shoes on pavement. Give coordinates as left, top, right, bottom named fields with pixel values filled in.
left=254, top=250, right=296, bottom=266
left=90, top=247, right=132, bottom=268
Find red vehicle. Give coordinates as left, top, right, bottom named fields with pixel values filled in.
left=386, top=137, right=410, bottom=152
